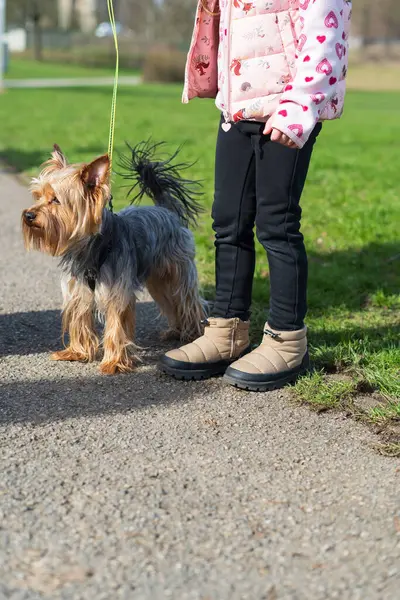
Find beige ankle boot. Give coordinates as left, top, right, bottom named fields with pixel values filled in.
left=223, top=323, right=309, bottom=392
left=159, top=317, right=251, bottom=380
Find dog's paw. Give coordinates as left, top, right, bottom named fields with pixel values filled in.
left=51, top=349, right=88, bottom=362
left=160, top=328, right=181, bottom=342
left=99, top=359, right=137, bottom=375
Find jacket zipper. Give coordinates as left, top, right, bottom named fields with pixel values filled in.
left=223, top=0, right=233, bottom=125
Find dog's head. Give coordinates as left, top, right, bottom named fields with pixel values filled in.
left=22, top=145, right=110, bottom=256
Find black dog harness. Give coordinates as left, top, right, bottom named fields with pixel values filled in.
left=82, top=196, right=115, bottom=291
left=83, top=235, right=113, bottom=291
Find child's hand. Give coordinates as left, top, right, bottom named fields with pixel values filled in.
left=263, top=119, right=298, bottom=149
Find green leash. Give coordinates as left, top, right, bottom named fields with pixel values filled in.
left=107, top=0, right=119, bottom=174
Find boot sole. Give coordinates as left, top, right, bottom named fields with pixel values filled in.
left=223, top=355, right=310, bottom=393
left=159, top=362, right=228, bottom=381
left=158, top=346, right=252, bottom=382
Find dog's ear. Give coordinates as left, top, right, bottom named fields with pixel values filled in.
left=81, top=155, right=110, bottom=189
left=42, top=144, right=68, bottom=172
left=50, top=144, right=67, bottom=169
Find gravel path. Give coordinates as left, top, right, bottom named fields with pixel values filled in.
left=4, top=77, right=141, bottom=89
left=0, top=170, right=399, bottom=600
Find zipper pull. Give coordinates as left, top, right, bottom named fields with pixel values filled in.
left=221, top=113, right=232, bottom=132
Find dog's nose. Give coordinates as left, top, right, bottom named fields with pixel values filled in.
left=24, top=211, right=36, bottom=223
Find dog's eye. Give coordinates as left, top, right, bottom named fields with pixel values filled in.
left=51, top=197, right=60, bottom=205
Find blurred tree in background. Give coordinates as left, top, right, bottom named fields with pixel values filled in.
left=7, top=0, right=58, bottom=60
left=6, top=0, right=400, bottom=67
left=7, top=0, right=58, bottom=28
left=353, top=1, right=400, bottom=45
left=157, top=0, right=194, bottom=49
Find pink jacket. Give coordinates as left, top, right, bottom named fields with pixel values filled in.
left=183, top=0, right=352, bottom=148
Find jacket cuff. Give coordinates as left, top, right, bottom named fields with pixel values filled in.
left=270, top=102, right=319, bottom=149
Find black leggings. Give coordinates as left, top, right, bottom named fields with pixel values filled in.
left=211, top=118, right=322, bottom=331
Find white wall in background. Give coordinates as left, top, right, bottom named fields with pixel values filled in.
left=6, top=28, right=27, bottom=52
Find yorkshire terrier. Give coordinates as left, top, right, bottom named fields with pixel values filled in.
left=22, top=142, right=205, bottom=374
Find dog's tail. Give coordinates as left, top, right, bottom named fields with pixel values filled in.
left=117, top=140, right=203, bottom=228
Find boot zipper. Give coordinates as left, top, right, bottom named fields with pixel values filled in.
left=230, top=318, right=239, bottom=358
left=264, top=328, right=281, bottom=340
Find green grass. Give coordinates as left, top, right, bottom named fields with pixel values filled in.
left=294, top=372, right=358, bottom=412
left=375, top=444, right=400, bottom=457
left=0, top=83, right=399, bottom=437
left=5, top=57, right=136, bottom=79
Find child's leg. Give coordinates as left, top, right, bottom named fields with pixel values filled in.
left=212, top=119, right=257, bottom=320
left=254, top=123, right=322, bottom=331
left=222, top=124, right=322, bottom=392
left=158, top=118, right=256, bottom=380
